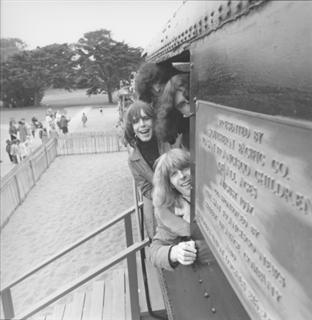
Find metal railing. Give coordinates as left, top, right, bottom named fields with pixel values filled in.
left=0, top=203, right=149, bottom=320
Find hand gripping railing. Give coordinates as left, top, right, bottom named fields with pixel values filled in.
left=0, top=203, right=149, bottom=320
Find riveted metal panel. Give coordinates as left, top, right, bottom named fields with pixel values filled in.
left=191, top=2, right=312, bottom=319
left=144, top=0, right=269, bottom=63
left=190, top=1, right=312, bottom=120
left=157, top=226, right=250, bottom=320
left=195, top=101, right=312, bottom=320
left=160, top=259, right=250, bottom=320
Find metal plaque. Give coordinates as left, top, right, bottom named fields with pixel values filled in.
left=195, top=101, right=312, bottom=320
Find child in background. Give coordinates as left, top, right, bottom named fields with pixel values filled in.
left=10, top=140, right=21, bottom=164
left=6, top=140, right=13, bottom=162
left=81, top=113, right=88, bottom=127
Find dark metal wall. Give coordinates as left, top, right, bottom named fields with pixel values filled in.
left=145, top=1, right=312, bottom=319
left=190, top=1, right=312, bottom=119
left=189, top=2, right=312, bottom=320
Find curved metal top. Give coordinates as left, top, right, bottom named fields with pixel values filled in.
left=143, top=0, right=268, bottom=62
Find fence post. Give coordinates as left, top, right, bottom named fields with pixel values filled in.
left=116, top=135, right=120, bottom=152
left=29, top=159, right=36, bottom=184
left=14, top=175, right=22, bottom=205
left=92, top=135, right=97, bottom=154
left=2, top=288, right=15, bottom=319
left=44, top=145, right=49, bottom=167
left=124, top=215, right=140, bottom=319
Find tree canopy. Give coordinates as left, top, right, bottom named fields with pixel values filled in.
left=0, top=43, right=75, bottom=107
left=0, top=29, right=143, bottom=107
left=75, top=29, right=143, bottom=103
left=0, top=38, right=26, bottom=62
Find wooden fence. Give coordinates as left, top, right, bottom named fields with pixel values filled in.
left=0, top=138, right=58, bottom=229
left=57, top=132, right=125, bottom=155
left=0, top=132, right=125, bottom=229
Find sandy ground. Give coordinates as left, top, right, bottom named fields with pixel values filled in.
left=0, top=106, right=137, bottom=316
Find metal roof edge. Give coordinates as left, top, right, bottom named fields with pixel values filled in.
left=143, top=0, right=269, bottom=63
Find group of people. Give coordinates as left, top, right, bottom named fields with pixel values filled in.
left=6, top=117, right=38, bottom=164
left=45, top=108, right=70, bottom=135
left=5, top=109, right=70, bottom=165
left=124, top=63, right=210, bottom=270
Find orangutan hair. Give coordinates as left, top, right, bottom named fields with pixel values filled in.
left=155, top=74, right=190, bottom=145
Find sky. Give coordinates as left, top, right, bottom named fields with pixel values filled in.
left=1, top=0, right=183, bottom=49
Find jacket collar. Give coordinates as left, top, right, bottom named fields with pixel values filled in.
left=128, top=139, right=172, bottom=162
left=128, top=144, right=142, bottom=162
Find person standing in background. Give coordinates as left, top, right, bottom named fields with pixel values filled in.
left=5, top=140, right=13, bottom=162
left=81, top=113, right=88, bottom=127
left=59, top=115, right=70, bottom=134
left=9, top=119, right=18, bottom=141
left=10, top=140, right=21, bottom=164
left=39, top=128, right=49, bottom=144
left=18, top=119, right=27, bottom=143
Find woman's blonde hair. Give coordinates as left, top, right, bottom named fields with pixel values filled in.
left=152, top=148, right=190, bottom=208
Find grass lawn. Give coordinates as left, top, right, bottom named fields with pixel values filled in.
left=0, top=89, right=117, bottom=125
left=0, top=88, right=118, bottom=176
left=42, top=88, right=114, bottom=107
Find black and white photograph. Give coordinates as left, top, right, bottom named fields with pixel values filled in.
left=1, top=1, right=311, bottom=319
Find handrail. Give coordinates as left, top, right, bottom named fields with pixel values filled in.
left=1, top=203, right=142, bottom=292
left=1, top=203, right=143, bottom=319
left=14, top=239, right=150, bottom=320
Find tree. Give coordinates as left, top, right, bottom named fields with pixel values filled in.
left=0, top=43, right=76, bottom=107
left=0, top=38, right=27, bottom=62
left=75, top=29, right=143, bottom=103
left=38, top=43, right=77, bottom=89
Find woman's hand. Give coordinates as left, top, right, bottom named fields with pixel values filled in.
left=170, top=240, right=197, bottom=265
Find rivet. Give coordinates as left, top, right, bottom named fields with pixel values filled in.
left=211, top=307, right=216, bottom=313
left=204, top=292, right=210, bottom=298
left=199, top=279, right=203, bottom=283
